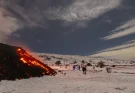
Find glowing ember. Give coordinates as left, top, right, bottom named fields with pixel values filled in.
left=17, top=48, right=21, bottom=51
left=20, top=58, right=27, bottom=63
left=17, top=48, right=51, bottom=74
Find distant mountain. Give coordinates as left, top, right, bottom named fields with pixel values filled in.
left=33, top=52, right=135, bottom=66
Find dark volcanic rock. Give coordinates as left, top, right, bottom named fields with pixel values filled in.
left=0, top=43, right=57, bottom=81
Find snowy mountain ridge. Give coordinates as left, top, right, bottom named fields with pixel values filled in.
left=31, top=52, right=135, bottom=66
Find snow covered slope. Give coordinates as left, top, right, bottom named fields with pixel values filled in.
left=1, top=70, right=135, bottom=93
left=32, top=53, right=135, bottom=66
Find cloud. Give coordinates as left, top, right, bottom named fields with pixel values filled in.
left=102, top=19, right=135, bottom=40
left=99, top=40, right=135, bottom=52
left=0, top=0, right=121, bottom=43
left=46, top=0, right=121, bottom=22
left=0, top=0, right=49, bottom=43
left=0, top=8, right=22, bottom=43
left=91, top=40, right=135, bottom=60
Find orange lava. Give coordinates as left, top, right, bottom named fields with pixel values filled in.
left=17, top=48, right=49, bottom=73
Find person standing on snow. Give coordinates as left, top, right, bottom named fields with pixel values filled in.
left=81, top=63, right=87, bottom=75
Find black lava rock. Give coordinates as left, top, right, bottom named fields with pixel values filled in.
left=0, top=43, right=57, bottom=81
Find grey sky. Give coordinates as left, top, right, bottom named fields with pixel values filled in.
left=0, top=0, right=135, bottom=59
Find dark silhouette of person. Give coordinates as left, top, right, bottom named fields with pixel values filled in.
left=81, top=63, right=87, bottom=75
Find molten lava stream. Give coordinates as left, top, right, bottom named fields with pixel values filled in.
left=17, top=48, right=50, bottom=74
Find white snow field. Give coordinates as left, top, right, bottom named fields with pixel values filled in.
left=0, top=67, right=135, bottom=93
left=0, top=53, right=135, bottom=93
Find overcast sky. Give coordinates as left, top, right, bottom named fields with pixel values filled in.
left=0, top=0, right=135, bottom=59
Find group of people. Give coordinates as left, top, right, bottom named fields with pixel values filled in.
left=57, top=62, right=112, bottom=76
left=73, top=63, right=87, bottom=75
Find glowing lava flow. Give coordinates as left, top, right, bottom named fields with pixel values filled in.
left=17, top=48, right=49, bottom=74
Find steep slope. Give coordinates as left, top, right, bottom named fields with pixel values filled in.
left=0, top=43, right=56, bottom=81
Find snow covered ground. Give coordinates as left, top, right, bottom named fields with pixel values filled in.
left=0, top=66, right=135, bottom=93
left=0, top=53, right=135, bottom=93
left=32, top=52, right=135, bottom=66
